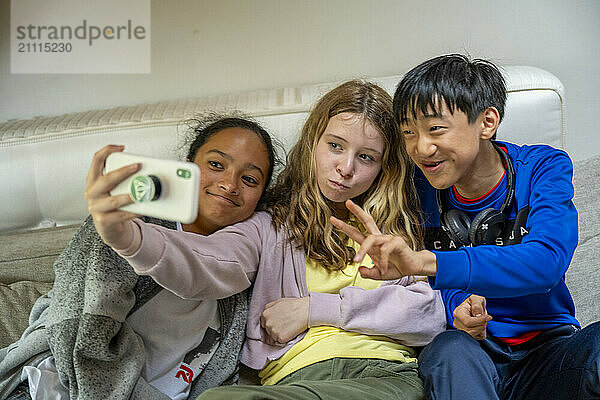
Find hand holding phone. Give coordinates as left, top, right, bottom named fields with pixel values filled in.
left=105, top=152, right=200, bottom=223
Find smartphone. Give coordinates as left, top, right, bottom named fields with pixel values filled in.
left=105, top=152, right=200, bottom=224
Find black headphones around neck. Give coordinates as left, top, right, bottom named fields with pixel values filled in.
left=436, top=142, right=515, bottom=247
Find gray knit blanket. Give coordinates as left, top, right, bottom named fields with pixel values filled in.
left=0, top=216, right=248, bottom=399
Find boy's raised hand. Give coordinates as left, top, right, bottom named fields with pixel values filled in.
left=330, top=200, right=437, bottom=280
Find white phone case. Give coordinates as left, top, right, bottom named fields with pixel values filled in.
left=105, top=152, right=200, bottom=224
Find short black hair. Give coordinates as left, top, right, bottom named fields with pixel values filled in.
left=393, top=54, right=507, bottom=131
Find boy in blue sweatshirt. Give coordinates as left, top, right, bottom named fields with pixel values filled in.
left=331, top=54, right=600, bottom=399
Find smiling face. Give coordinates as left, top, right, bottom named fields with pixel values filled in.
left=401, top=103, right=488, bottom=191
left=188, top=127, right=270, bottom=235
left=314, top=112, right=384, bottom=213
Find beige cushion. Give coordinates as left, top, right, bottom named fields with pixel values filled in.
left=0, top=224, right=78, bottom=348
left=0, top=281, right=53, bottom=348
left=0, top=224, right=80, bottom=284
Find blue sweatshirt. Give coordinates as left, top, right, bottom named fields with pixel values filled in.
left=417, top=141, right=580, bottom=338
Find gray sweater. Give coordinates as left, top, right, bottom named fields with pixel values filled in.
left=0, top=216, right=248, bottom=400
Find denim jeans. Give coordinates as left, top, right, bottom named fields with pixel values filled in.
left=5, top=381, right=31, bottom=400
left=419, top=322, right=600, bottom=400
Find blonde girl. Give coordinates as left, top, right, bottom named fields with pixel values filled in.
left=90, top=80, right=446, bottom=400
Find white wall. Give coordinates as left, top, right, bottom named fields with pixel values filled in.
left=1, top=0, right=598, bottom=160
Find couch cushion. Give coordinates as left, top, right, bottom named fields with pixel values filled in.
left=0, top=280, right=53, bottom=348
left=567, top=155, right=600, bottom=327
left=0, top=224, right=80, bottom=284
left=0, top=224, right=79, bottom=348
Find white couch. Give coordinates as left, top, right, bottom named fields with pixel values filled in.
left=1, top=66, right=598, bottom=349
left=0, top=66, right=566, bottom=232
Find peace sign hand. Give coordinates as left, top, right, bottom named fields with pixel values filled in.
left=330, top=200, right=438, bottom=280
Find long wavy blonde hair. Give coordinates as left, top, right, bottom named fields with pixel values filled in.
left=266, top=80, right=422, bottom=271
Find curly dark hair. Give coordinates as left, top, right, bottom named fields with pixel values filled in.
left=179, top=111, right=283, bottom=208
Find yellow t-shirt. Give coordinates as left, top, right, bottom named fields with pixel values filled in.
left=259, top=239, right=416, bottom=385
